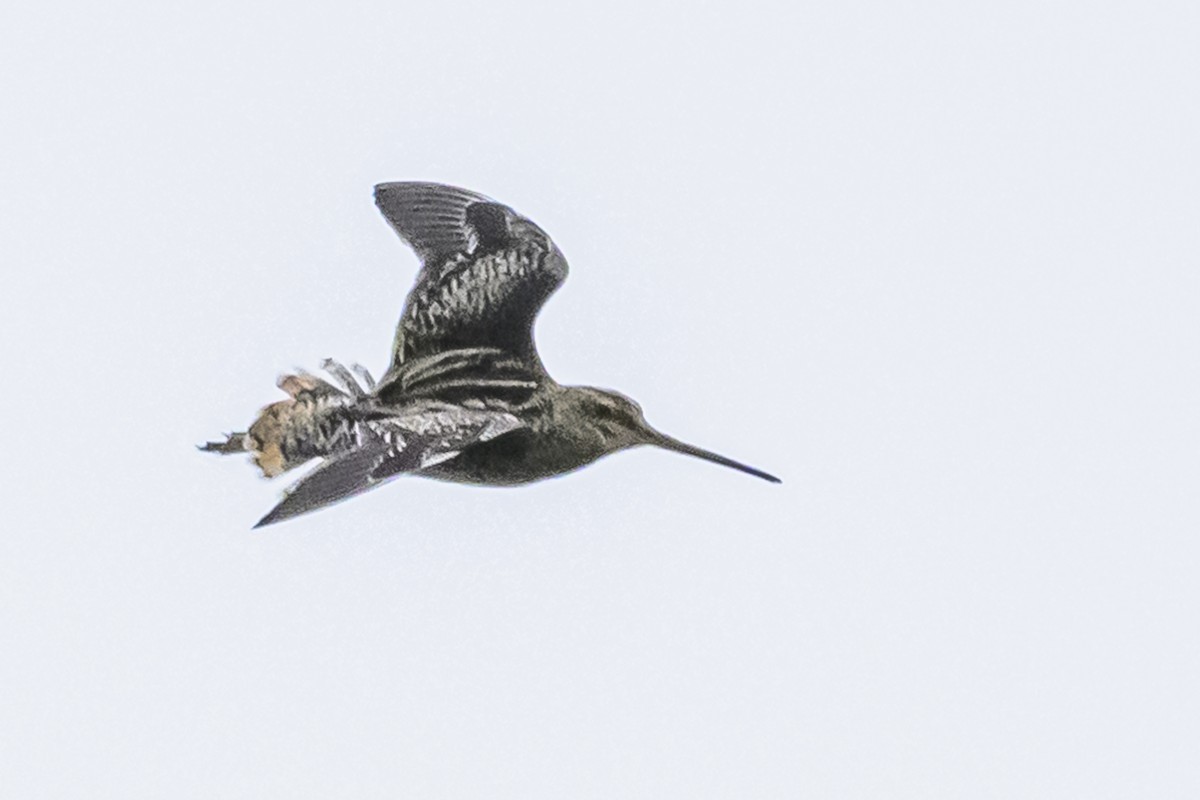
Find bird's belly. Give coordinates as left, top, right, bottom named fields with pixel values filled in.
left=419, top=428, right=602, bottom=486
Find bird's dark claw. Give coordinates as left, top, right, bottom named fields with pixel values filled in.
left=198, top=432, right=249, bottom=454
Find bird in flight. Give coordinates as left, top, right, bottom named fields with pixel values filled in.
left=201, top=182, right=779, bottom=527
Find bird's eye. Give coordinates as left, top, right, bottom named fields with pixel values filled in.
left=592, top=404, right=617, bottom=421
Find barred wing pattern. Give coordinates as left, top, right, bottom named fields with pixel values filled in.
left=255, top=403, right=524, bottom=528
left=256, top=183, right=571, bottom=526
left=374, top=183, right=569, bottom=390
left=374, top=182, right=492, bottom=267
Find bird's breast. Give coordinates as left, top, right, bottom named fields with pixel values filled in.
left=420, top=423, right=607, bottom=486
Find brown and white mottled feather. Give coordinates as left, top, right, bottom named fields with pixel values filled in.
left=252, top=400, right=525, bottom=527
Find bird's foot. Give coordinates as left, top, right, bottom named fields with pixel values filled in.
left=198, top=432, right=249, bottom=454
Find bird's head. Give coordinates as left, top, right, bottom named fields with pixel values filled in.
left=570, top=386, right=780, bottom=483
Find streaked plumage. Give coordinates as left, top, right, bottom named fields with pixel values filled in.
left=202, top=182, right=779, bottom=527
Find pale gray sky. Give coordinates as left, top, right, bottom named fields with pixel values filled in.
left=2, top=1, right=1198, bottom=797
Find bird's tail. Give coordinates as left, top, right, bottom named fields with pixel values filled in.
left=199, top=373, right=358, bottom=478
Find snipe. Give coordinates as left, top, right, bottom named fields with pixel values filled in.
left=202, top=183, right=779, bottom=527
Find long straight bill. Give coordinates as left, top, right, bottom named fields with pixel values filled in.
left=652, top=433, right=781, bottom=483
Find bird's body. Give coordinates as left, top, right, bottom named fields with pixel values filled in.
left=418, top=384, right=640, bottom=486
left=202, top=182, right=778, bottom=526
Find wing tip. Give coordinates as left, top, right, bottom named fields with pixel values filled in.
left=372, top=181, right=399, bottom=200
left=374, top=181, right=437, bottom=200
left=252, top=503, right=290, bottom=529
left=373, top=181, right=404, bottom=209
left=373, top=181, right=494, bottom=206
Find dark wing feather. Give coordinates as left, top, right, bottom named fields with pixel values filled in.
left=253, top=406, right=524, bottom=528
left=374, top=182, right=494, bottom=266
left=253, top=439, right=404, bottom=528
left=372, top=183, right=569, bottom=400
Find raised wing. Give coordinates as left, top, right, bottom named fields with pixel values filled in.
left=373, top=182, right=569, bottom=390
left=254, top=404, right=524, bottom=528
left=374, top=182, right=494, bottom=266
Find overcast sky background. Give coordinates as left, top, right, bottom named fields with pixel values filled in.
left=2, top=1, right=1198, bottom=797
